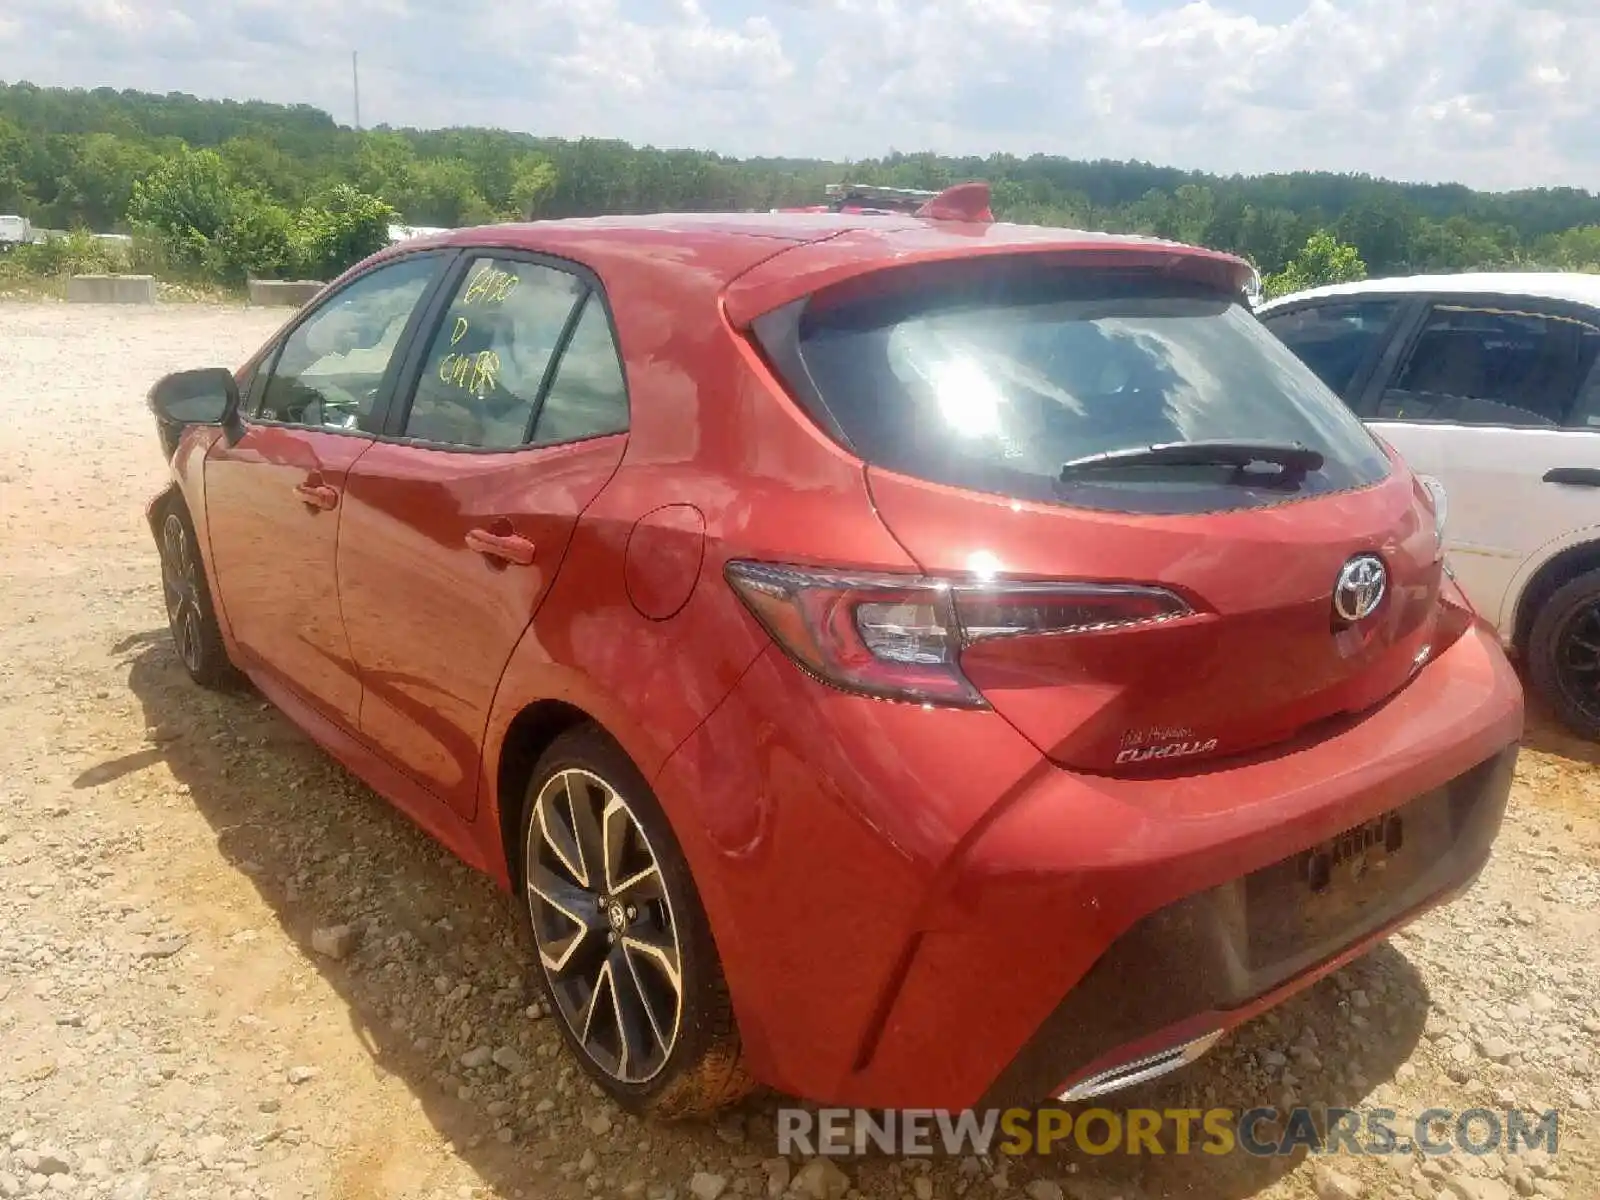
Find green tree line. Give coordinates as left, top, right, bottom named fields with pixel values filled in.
left=3, top=79, right=1599, bottom=288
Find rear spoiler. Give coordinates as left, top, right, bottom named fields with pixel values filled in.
left=724, top=236, right=1258, bottom=330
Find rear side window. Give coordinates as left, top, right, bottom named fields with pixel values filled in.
left=1376, top=304, right=1600, bottom=429
left=532, top=294, right=629, bottom=445
left=1260, top=300, right=1400, bottom=398
left=777, top=267, right=1392, bottom=515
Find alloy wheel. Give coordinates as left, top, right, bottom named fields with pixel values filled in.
left=1554, top=599, right=1600, bottom=726
left=525, top=768, right=684, bottom=1084
left=160, top=512, right=204, bottom=675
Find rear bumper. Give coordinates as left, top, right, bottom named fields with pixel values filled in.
left=976, top=744, right=1515, bottom=1107
left=656, top=617, right=1523, bottom=1109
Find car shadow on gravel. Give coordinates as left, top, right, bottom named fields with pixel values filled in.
left=104, top=631, right=1434, bottom=1200
left=1521, top=705, right=1600, bottom=767
left=1510, top=658, right=1600, bottom=767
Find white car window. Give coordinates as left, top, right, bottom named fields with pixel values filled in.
left=1567, top=361, right=1600, bottom=430
left=1378, top=304, right=1600, bottom=429
left=1260, top=300, right=1401, bottom=399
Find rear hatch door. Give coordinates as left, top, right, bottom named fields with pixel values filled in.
left=754, top=253, right=1444, bottom=770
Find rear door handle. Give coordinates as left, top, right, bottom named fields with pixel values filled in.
left=1542, top=467, right=1600, bottom=488
left=293, top=481, right=340, bottom=511
left=466, top=527, right=536, bottom=566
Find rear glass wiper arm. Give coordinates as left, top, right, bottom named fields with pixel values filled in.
left=1059, top=439, right=1325, bottom=483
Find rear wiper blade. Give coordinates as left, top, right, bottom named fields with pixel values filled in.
left=1059, top=439, right=1325, bottom=482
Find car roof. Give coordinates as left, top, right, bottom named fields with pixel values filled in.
left=416, top=208, right=1172, bottom=242
left=1258, top=272, right=1600, bottom=313
left=388, top=212, right=1254, bottom=324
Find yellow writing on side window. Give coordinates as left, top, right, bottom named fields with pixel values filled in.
left=437, top=349, right=501, bottom=397
left=462, top=264, right=519, bottom=306
left=451, top=316, right=469, bottom=346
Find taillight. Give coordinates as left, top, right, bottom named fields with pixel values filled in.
left=723, top=562, right=978, bottom=706
left=724, top=561, right=1190, bottom=708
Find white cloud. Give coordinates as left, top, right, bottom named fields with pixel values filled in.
left=0, top=0, right=1595, bottom=191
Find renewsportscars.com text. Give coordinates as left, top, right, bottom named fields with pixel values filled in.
left=777, top=1106, right=1562, bottom=1159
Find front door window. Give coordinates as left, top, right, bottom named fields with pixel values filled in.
left=257, top=255, right=439, bottom=432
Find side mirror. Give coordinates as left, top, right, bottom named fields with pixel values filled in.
left=148, top=367, right=242, bottom=456
left=149, top=367, right=239, bottom=425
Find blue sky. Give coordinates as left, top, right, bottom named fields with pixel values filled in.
left=0, top=0, right=1594, bottom=192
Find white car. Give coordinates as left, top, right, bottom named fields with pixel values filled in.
left=0, top=214, right=31, bottom=249
left=1259, top=273, right=1600, bottom=738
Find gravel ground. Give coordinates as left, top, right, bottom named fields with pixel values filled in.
left=0, top=301, right=1596, bottom=1200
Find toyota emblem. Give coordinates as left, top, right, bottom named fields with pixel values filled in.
left=1333, top=554, right=1387, bottom=623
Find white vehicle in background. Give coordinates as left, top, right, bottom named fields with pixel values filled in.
left=387, top=222, right=450, bottom=245
left=1259, top=274, right=1600, bottom=738
left=0, top=214, right=31, bottom=250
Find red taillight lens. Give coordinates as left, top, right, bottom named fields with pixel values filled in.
left=725, top=561, right=1191, bottom=708
left=723, top=561, right=979, bottom=706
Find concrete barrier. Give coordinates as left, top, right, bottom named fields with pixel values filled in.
left=248, top=279, right=326, bottom=307
left=66, top=274, right=157, bottom=304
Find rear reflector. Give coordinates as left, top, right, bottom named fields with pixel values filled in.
left=725, top=561, right=1190, bottom=708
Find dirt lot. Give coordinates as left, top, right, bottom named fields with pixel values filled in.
left=0, top=302, right=1597, bottom=1200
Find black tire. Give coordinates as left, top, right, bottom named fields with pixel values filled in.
left=515, top=723, right=751, bottom=1118
left=1527, top=567, right=1600, bottom=740
left=157, top=503, right=240, bottom=690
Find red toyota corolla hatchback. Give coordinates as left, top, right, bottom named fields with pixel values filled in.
left=145, top=184, right=1523, bottom=1118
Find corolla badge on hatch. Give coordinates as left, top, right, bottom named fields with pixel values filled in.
left=1333, top=553, right=1387, bottom=623
left=1115, top=738, right=1220, bottom=765
left=1116, top=725, right=1220, bottom=765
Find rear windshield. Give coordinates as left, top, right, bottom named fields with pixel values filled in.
left=783, top=267, right=1392, bottom=515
